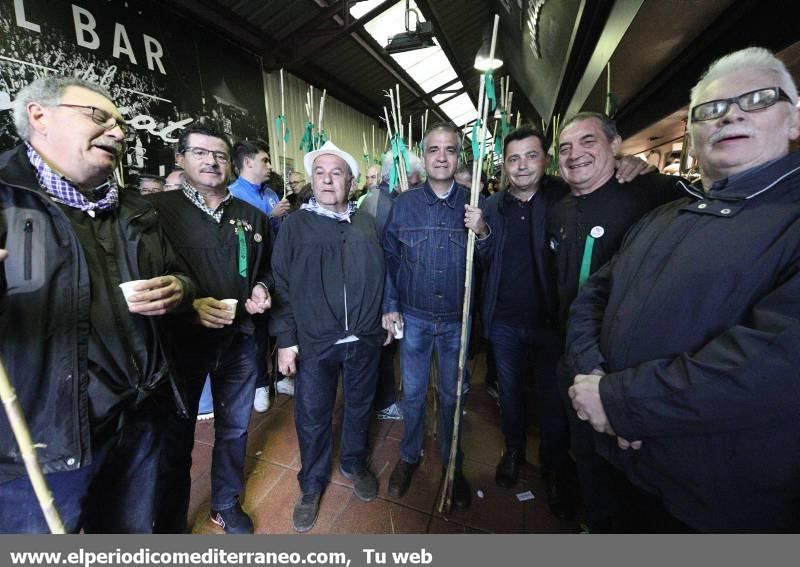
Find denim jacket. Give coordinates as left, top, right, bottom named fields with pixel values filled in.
left=383, top=181, right=479, bottom=322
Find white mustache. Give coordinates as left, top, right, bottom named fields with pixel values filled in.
left=709, top=125, right=757, bottom=144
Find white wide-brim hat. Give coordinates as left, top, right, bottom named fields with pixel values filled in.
left=303, top=141, right=360, bottom=180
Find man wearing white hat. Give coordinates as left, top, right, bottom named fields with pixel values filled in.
left=271, top=141, right=389, bottom=532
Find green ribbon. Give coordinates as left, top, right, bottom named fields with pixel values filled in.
left=484, top=71, right=497, bottom=112
left=494, top=134, right=502, bottom=158
left=275, top=115, right=289, bottom=143
left=388, top=135, right=411, bottom=193
left=471, top=119, right=482, bottom=160
left=314, top=130, right=328, bottom=149
left=578, top=234, right=595, bottom=288
left=299, top=121, right=314, bottom=151
left=236, top=220, right=248, bottom=278
left=500, top=111, right=510, bottom=139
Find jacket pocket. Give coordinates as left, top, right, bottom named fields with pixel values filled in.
left=5, top=210, right=47, bottom=294
left=24, top=218, right=32, bottom=280
left=398, top=230, right=428, bottom=265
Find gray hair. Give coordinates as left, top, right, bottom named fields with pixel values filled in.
left=560, top=112, right=619, bottom=142
left=420, top=122, right=462, bottom=154
left=12, top=75, right=114, bottom=141
left=380, top=151, right=426, bottom=182
left=689, top=47, right=798, bottom=124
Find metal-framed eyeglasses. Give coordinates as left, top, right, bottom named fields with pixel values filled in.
left=183, top=146, right=230, bottom=163
left=57, top=104, right=132, bottom=139
left=690, top=87, right=793, bottom=122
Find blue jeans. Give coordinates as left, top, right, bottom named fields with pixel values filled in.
left=154, top=332, right=257, bottom=533
left=0, top=399, right=160, bottom=533
left=489, top=322, right=568, bottom=471
left=294, top=340, right=380, bottom=495
left=399, top=313, right=468, bottom=468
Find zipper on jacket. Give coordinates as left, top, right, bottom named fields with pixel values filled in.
left=24, top=218, right=33, bottom=280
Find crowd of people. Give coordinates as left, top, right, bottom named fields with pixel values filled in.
left=1, top=44, right=800, bottom=535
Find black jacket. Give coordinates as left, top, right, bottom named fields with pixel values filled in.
left=271, top=208, right=385, bottom=356
left=476, top=176, right=568, bottom=336
left=0, top=145, right=194, bottom=483
left=565, top=151, right=800, bottom=532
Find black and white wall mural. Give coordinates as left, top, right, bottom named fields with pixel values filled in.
left=0, top=0, right=268, bottom=179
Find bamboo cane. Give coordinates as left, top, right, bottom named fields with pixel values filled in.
left=280, top=69, right=288, bottom=199
left=437, top=12, right=499, bottom=517
left=0, top=359, right=65, bottom=533
left=372, top=123, right=376, bottom=163
left=318, top=88, right=327, bottom=142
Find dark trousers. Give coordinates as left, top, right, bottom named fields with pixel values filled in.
left=154, top=332, right=258, bottom=533
left=0, top=399, right=160, bottom=533
left=373, top=340, right=398, bottom=410
left=489, top=322, right=569, bottom=472
left=295, top=340, right=380, bottom=495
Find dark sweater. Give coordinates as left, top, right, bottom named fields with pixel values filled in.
left=271, top=208, right=385, bottom=356
left=147, top=191, right=272, bottom=340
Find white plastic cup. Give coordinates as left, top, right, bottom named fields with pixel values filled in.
left=392, top=320, right=404, bottom=340
left=118, top=280, right=147, bottom=305
left=221, top=298, right=238, bottom=312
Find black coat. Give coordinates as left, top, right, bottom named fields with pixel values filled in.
left=0, top=145, right=194, bottom=482
left=271, top=208, right=385, bottom=356
left=566, top=151, right=800, bottom=532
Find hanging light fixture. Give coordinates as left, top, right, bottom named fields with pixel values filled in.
left=473, top=21, right=503, bottom=71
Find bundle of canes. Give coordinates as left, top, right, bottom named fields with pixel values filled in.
left=437, top=13, right=500, bottom=516
left=0, top=358, right=65, bottom=532
left=383, top=84, right=409, bottom=193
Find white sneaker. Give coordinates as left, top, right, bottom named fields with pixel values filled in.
left=375, top=403, right=403, bottom=421
left=276, top=377, right=295, bottom=397
left=253, top=386, right=271, bottom=413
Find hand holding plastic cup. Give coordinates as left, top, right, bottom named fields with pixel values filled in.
left=221, top=298, right=238, bottom=313
left=119, top=280, right=148, bottom=306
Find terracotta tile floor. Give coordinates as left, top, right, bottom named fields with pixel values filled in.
left=187, top=353, right=579, bottom=534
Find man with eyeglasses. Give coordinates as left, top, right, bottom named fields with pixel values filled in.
left=566, top=47, right=800, bottom=532
left=148, top=123, right=273, bottom=534
left=0, top=76, right=194, bottom=533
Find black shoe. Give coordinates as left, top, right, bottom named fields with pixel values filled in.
left=495, top=449, right=523, bottom=488
left=388, top=460, right=418, bottom=498
left=292, top=492, right=321, bottom=533
left=449, top=469, right=472, bottom=510
left=210, top=502, right=254, bottom=534
left=340, top=465, right=378, bottom=502
left=543, top=470, right=576, bottom=521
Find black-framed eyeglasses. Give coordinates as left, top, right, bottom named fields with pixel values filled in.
left=57, top=104, right=131, bottom=137
left=183, top=146, right=230, bottom=163
left=691, top=87, right=793, bottom=122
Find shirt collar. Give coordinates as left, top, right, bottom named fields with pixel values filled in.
left=301, top=197, right=355, bottom=222
left=25, top=143, right=118, bottom=215
left=231, top=176, right=263, bottom=194
left=422, top=180, right=458, bottom=207
left=684, top=151, right=800, bottom=201
left=181, top=180, right=233, bottom=222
